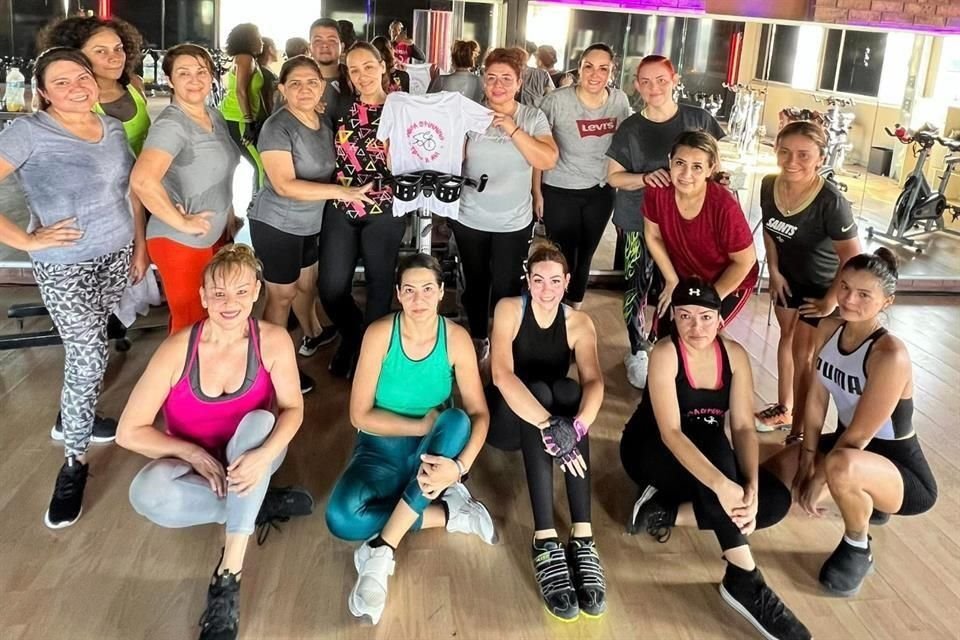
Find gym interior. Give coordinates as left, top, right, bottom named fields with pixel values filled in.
left=0, top=1, right=958, bottom=639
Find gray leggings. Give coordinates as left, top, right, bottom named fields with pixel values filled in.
left=129, top=410, right=286, bottom=535
left=34, top=244, right=132, bottom=457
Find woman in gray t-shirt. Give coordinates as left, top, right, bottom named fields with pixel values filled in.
left=131, top=44, right=241, bottom=335
left=251, top=56, right=372, bottom=390
left=450, top=48, right=558, bottom=349
left=535, top=43, right=632, bottom=309
left=0, top=48, right=146, bottom=529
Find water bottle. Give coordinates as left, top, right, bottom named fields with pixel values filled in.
left=30, top=73, right=38, bottom=111
left=5, top=66, right=25, bottom=112
left=143, top=54, right=156, bottom=86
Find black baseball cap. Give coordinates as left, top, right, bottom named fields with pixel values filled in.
left=671, top=278, right=722, bottom=310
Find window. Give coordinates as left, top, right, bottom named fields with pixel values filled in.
left=755, top=24, right=800, bottom=84
left=819, top=29, right=886, bottom=97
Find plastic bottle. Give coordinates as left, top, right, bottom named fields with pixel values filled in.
left=143, top=55, right=156, bottom=86
left=5, top=66, right=25, bottom=112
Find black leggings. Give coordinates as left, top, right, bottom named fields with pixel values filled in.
left=449, top=221, right=531, bottom=340
left=541, top=183, right=614, bottom=304
left=486, top=378, right=591, bottom=531
left=620, top=418, right=791, bottom=551
left=317, top=208, right=407, bottom=350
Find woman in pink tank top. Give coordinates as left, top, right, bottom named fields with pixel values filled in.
left=117, top=244, right=312, bottom=640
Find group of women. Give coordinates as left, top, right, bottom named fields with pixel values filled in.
left=0, top=13, right=939, bottom=640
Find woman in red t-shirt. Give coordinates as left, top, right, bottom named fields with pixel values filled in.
left=644, top=130, right=758, bottom=331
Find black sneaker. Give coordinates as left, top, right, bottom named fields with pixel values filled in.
left=328, top=340, right=358, bottom=379
left=299, top=370, right=316, bottom=395
left=50, top=412, right=118, bottom=444
left=532, top=538, right=579, bottom=621
left=819, top=538, right=874, bottom=597
left=567, top=537, right=607, bottom=617
left=199, top=569, right=241, bottom=640
left=869, top=510, right=890, bottom=526
left=298, top=326, right=339, bottom=356
left=255, top=486, right=315, bottom=545
left=628, top=485, right=675, bottom=542
left=720, top=564, right=812, bottom=640
left=44, top=456, right=89, bottom=529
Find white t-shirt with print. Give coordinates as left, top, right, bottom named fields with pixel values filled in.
left=377, top=91, right=493, bottom=218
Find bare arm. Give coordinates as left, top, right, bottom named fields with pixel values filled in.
left=645, top=220, right=679, bottom=285
left=349, top=317, right=432, bottom=436
left=714, top=245, right=757, bottom=301
left=800, top=320, right=842, bottom=451
left=511, top=132, right=558, bottom=171
left=726, top=339, right=759, bottom=489
left=234, top=55, right=256, bottom=120
left=490, top=298, right=551, bottom=428
left=260, top=150, right=372, bottom=202
left=447, top=323, right=489, bottom=472
left=607, top=158, right=647, bottom=191
left=532, top=168, right=543, bottom=201
left=569, top=311, right=603, bottom=426
left=130, top=148, right=193, bottom=234
left=255, top=324, right=304, bottom=458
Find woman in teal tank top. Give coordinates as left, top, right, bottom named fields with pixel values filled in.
left=220, top=23, right=267, bottom=201
left=326, top=254, right=497, bottom=626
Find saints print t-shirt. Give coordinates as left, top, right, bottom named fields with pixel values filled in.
left=539, top=85, right=632, bottom=190
left=331, top=98, right=393, bottom=218
left=760, top=174, right=857, bottom=289
left=376, top=91, right=493, bottom=218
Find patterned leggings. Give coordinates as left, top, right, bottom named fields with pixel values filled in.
left=33, top=244, right=132, bottom=457
left=622, top=230, right=661, bottom=354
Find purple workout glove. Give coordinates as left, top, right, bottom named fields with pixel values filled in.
left=541, top=416, right=589, bottom=461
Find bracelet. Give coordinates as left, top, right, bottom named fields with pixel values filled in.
left=802, top=446, right=817, bottom=454
left=510, top=126, right=520, bottom=138
left=453, top=457, right=467, bottom=481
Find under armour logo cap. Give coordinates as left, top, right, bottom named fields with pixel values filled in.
left=671, top=277, right=722, bottom=311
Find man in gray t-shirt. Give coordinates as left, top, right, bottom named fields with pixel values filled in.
left=250, top=108, right=336, bottom=237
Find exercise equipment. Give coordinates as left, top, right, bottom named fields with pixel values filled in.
left=866, top=124, right=960, bottom=253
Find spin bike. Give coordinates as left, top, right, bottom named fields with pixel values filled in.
left=866, top=124, right=960, bottom=253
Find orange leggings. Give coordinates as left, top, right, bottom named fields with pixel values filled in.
left=147, top=236, right=226, bottom=334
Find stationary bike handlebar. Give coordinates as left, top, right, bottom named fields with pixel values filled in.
left=885, top=123, right=960, bottom=151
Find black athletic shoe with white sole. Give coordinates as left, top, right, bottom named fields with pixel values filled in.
left=567, top=537, right=607, bottom=617
left=254, top=486, right=315, bottom=545
left=199, top=569, right=241, bottom=640
left=44, top=456, right=88, bottom=529
left=627, top=485, right=676, bottom=542
left=720, top=564, right=811, bottom=640
left=50, top=412, right=117, bottom=443
left=299, top=370, right=316, bottom=395
left=532, top=538, right=579, bottom=621
left=298, top=326, right=338, bottom=356
left=819, top=538, right=874, bottom=597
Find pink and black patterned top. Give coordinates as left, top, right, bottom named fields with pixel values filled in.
left=331, top=98, right=394, bottom=218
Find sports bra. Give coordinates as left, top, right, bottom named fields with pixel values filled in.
left=373, top=313, right=453, bottom=419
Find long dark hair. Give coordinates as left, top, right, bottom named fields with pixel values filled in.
left=344, top=41, right=388, bottom=95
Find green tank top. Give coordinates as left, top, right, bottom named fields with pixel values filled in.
left=93, top=84, right=150, bottom=156
left=374, top=313, right=453, bottom=418
left=220, top=64, right=264, bottom=122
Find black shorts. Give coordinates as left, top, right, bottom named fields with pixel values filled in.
left=818, top=427, right=937, bottom=516
left=249, top=219, right=320, bottom=285
left=773, top=280, right=836, bottom=327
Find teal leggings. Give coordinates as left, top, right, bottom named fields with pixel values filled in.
left=326, top=408, right=471, bottom=541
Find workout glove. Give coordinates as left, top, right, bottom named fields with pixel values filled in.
left=541, top=416, right=588, bottom=462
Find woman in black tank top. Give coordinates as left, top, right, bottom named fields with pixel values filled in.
left=485, top=241, right=607, bottom=622
left=621, top=277, right=810, bottom=640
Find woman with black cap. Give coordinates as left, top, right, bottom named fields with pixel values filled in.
left=620, top=277, right=810, bottom=640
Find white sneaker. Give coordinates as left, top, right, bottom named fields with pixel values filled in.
left=624, top=351, right=649, bottom=389
left=349, top=539, right=395, bottom=625
left=442, top=482, right=499, bottom=545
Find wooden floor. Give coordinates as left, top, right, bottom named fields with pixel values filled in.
left=0, top=289, right=958, bottom=640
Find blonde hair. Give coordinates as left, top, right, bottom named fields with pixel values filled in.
left=202, top=243, right=263, bottom=286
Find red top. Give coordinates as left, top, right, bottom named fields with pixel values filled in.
left=643, top=181, right=758, bottom=292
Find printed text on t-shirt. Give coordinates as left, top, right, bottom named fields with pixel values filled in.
left=406, top=120, right=446, bottom=164
left=576, top=117, right=617, bottom=138
left=766, top=218, right=798, bottom=241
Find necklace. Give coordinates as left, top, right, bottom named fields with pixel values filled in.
left=774, top=174, right=823, bottom=216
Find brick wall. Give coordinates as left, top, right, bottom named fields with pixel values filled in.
left=813, top=0, right=960, bottom=30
